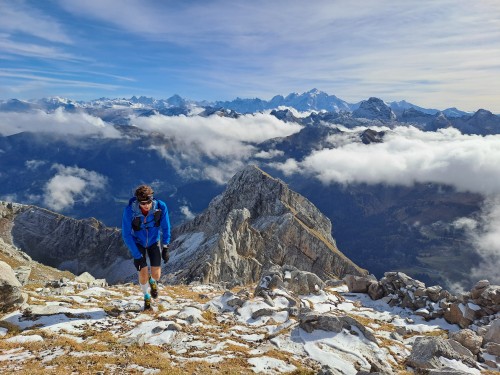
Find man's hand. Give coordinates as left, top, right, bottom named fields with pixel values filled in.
left=133, top=257, right=148, bottom=271
left=162, top=244, right=169, bottom=264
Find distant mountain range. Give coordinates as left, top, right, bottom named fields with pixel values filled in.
left=2, top=89, right=499, bottom=136
left=0, top=88, right=473, bottom=117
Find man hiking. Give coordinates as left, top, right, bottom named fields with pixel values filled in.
left=122, top=185, right=171, bottom=310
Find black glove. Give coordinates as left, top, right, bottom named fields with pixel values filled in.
left=133, top=257, right=148, bottom=271
left=162, top=244, right=169, bottom=264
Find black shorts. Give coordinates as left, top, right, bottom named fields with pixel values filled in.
left=136, top=242, right=162, bottom=267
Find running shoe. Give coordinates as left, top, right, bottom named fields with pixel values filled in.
left=144, top=294, right=152, bottom=310
left=149, top=279, right=158, bottom=299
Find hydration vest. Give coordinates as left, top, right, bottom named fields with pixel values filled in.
left=132, top=209, right=162, bottom=231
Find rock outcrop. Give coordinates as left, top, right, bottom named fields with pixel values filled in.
left=166, top=165, right=367, bottom=285
left=343, top=271, right=500, bottom=371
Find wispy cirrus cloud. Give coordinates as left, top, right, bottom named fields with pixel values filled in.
left=0, top=2, right=73, bottom=44
left=0, top=36, right=80, bottom=61
left=53, top=0, right=500, bottom=111
left=2, top=1, right=500, bottom=110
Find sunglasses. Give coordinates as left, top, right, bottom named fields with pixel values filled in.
left=139, top=200, right=152, bottom=206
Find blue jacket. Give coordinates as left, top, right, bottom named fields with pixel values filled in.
left=122, top=197, right=171, bottom=260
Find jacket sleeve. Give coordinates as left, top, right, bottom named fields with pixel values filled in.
left=121, top=207, right=142, bottom=259
left=159, top=201, right=171, bottom=245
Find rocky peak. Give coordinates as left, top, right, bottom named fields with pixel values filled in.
left=269, top=108, right=301, bottom=123
left=167, top=166, right=367, bottom=285
left=360, top=128, right=385, bottom=144
left=472, top=108, right=494, bottom=119
left=450, top=108, right=500, bottom=135
left=353, top=97, right=397, bottom=121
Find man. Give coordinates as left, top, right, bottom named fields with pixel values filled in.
left=122, top=185, right=171, bottom=310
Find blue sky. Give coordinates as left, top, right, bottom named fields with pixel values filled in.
left=1, top=0, right=500, bottom=112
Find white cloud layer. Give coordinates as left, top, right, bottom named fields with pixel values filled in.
left=464, top=197, right=500, bottom=285
left=0, top=109, right=121, bottom=138
left=275, top=126, right=500, bottom=196
left=43, top=164, right=108, bottom=211
left=132, top=112, right=302, bottom=183
left=133, top=112, right=301, bottom=155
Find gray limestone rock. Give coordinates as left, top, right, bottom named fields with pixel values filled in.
left=13, top=266, right=31, bottom=286
left=0, top=260, right=24, bottom=311
left=484, top=342, right=500, bottom=356
left=299, top=311, right=377, bottom=343
left=343, top=274, right=373, bottom=293
left=449, top=329, right=482, bottom=355
left=254, top=265, right=325, bottom=299
left=426, top=285, right=443, bottom=302
left=471, top=280, right=490, bottom=298
left=406, top=336, right=478, bottom=371
left=483, top=318, right=500, bottom=344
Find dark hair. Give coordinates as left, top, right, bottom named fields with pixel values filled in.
left=135, top=185, right=154, bottom=201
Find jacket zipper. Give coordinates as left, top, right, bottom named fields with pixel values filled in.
left=144, top=215, right=149, bottom=246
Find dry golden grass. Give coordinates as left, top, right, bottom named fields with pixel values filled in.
left=0, top=325, right=181, bottom=374
left=0, top=320, right=22, bottom=335
left=0, top=252, right=23, bottom=268
left=162, top=284, right=221, bottom=303
left=403, top=328, right=447, bottom=340
left=220, top=342, right=251, bottom=354
left=178, top=358, right=255, bottom=375
left=27, top=263, right=75, bottom=284
left=347, top=314, right=397, bottom=333
left=201, top=309, right=218, bottom=323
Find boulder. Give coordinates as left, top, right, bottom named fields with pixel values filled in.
left=0, top=261, right=25, bottom=311
left=443, top=303, right=473, bottom=328
left=75, top=271, right=96, bottom=283
left=255, top=265, right=324, bottom=296
left=473, top=285, right=500, bottom=310
left=449, top=329, right=482, bottom=355
left=343, top=274, right=374, bottom=293
left=484, top=342, right=500, bottom=357
left=75, top=271, right=107, bottom=287
left=483, top=318, right=500, bottom=344
left=426, top=285, right=443, bottom=302
left=470, top=280, right=490, bottom=299
left=406, top=336, right=478, bottom=371
left=299, top=311, right=377, bottom=343
left=368, top=281, right=385, bottom=300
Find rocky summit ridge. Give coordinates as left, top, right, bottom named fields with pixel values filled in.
left=0, top=255, right=499, bottom=373
left=166, top=165, right=367, bottom=285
